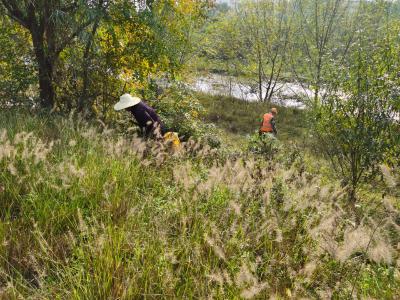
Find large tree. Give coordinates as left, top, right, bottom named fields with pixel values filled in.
left=0, top=0, right=105, bottom=109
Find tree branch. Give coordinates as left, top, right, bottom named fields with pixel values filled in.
left=1, top=0, right=29, bottom=28
left=55, top=18, right=94, bottom=56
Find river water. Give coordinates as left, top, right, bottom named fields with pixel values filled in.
left=190, top=74, right=314, bottom=109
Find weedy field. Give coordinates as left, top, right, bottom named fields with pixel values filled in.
left=0, top=109, right=399, bottom=299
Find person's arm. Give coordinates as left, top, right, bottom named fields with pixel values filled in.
left=144, top=108, right=163, bottom=137
left=144, top=111, right=156, bottom=124
left=271, top=118, right=277, bottom=135
left=259, top=116, right=264, bottom=132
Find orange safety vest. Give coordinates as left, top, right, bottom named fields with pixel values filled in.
left=260, top=113, right=274, bottom=133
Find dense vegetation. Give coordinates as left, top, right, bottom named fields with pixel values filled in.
left=0, top=109, right=399, bottom=299
left=1, top=0, right=399, bottom=298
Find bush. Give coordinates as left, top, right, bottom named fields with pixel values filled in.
left=149, top=82, right=211, bottom=140
left=203, top=132, right=222, bottom=148
left=247, top=132, right=281, bottom=157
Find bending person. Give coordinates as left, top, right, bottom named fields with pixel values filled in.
left=114, top=94, right=164, bottom=138
left=259, top=107, right=278, bottom=136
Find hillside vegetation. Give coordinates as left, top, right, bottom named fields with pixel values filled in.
left=0, top=109, right=399, bottom=299
left=1, top=0, right=399, bottom=298
left=197, top=93, right=308, bottom=145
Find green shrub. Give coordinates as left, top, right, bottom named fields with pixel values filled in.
left=151, top=82, right=208, bottom=140
left=271, top=177, right=285, bottom=206
left=247, top=132, right=281, bottom=157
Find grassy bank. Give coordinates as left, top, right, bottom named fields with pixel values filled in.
left=0, top=109, right=399, bottom=299
left=197, top=93, right=308, bottom=147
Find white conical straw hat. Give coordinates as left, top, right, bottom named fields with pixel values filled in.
left=114, top=94, right=141, bottom=111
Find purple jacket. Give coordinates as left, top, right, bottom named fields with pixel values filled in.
left=127, top=102, right=163, bottom=135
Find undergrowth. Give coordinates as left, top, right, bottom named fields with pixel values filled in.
left=0, top=109, right=399, bottom=299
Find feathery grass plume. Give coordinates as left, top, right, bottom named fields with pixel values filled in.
left=310, top=211, right=343, bottom=256
left=1, top=111, right=399, bottom=298
left=235, top=263, right=257, bottom=287
left=205, top=235, right=226, bottom=261
left=317, top=288, right=333, bottom=299
left=301, top=262, right=317, bottom=279
left=173, top=161, right=196, bottom=191
left=77, top=209, right=88, bottom=235
left=81, top=128, right=98, bottom=140
left=0, top=140, right=13, bottom=160
left=103, top=180, right=116, bottom=200
left=207, top=271, right=224, bottom=286
left=261, top=192, right=271, bottom=212
left=329, top=187, right=347, bottom=202
left=275, top=228, right=283, bottom=243
left=240, top=282, right=268, bottom=299
left=33, top=140, right=53, bottom=164
left=130, top=137, right=147, bottom=158
left=13, top=131, right=27, bottom=144
left=229, top=201, right=241, bottom=216
left=0, top=129, right=6, bottom=142
left=222, top=269, right=232, bottom=286
left=368, top=239, right=393, bottom=264
left=67, top=230, right=77, bottom=248
left=336, top=226, right=372, bottom=262
left=7, top=163, right=17, bottom=176
left=318, top=186, right=331, bottom=201
left=28, top=253, right=45, bottom=288
left=65, top=162, right=85, bottom=179
left=196, top=166, right=221, bottom=194
left=382, top=198, right=397, bottom=213
left=380, top=164, right=397, bottom=188
left=164, top=251, right=178, bottom=265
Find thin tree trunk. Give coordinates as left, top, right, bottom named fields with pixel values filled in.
left=258, top=58, right=263, bottom=102
left=31, top=29, right=55, bottom=109
left=78, top=20, right=100, bottom=113
left=314, top=55, right=322, bottom=104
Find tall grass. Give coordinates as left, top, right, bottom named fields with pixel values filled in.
left=0, top=109, right=399, bottom=299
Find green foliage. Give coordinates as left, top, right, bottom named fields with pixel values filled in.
left=0, top=16, right=36, bottom=104
left=271, top=177, right=286, bottom=206
left=197, top=0, right=291, bottom=100
left=358, top=266, right=400, bottom=299
left=197, top=93, right=308, bottom=144
left=0, top=0, right=211, bottom=111
left=310, top=5, right=399, bottom=202
left=152, top=83, right=207, bottom=139
left=247, top=132, right=281, bottom=157
left=196, top=8, right=245, bottom=75
left=291, top=0, right=353, bottom=101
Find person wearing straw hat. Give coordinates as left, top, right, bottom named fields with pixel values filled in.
left=114, top=93, right=164, bottom=138
left=259, top=107, right=278, bottom=136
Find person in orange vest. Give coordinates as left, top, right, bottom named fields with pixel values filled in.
left=259, top=108, right=278, bottom=136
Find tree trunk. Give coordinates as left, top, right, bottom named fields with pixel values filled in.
left=258, top=59, right=263, bottom=102
left=314, top=55, right=322, bottom=105
left=78, top=20, right=100, bottom=113
left=31, top=29, right=55, bottom=109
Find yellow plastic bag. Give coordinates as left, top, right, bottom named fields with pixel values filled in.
left=163, top=132, right=181, bottom=151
